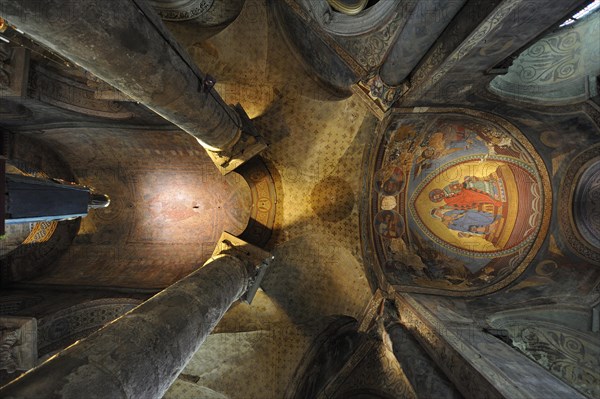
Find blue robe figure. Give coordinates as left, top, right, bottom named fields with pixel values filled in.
left=442, top=209, right=501, bottom=235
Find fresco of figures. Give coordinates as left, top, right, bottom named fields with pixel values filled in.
left=369, top=111, right=551, bottom=295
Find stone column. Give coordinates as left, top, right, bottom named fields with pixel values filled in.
left=384, top=321, right=460, bottom=399
left=0, top=254, right=252, bottom=399
left=0, top=0, right=240, bottom=152
left=394, top=293, right=588, bottom=399
left=378, top=0, right=465, bottom=87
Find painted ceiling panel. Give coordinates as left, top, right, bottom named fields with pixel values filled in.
left=363, top=109, right=552, bottom=296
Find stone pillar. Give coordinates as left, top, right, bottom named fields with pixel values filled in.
left=384, top=321, right=461, bottom=399
left=0, top=254, right=253, bottom=399
left=378, top=0, right=465, bottom=87
left=0, top=0, right=241, bottom=152
left=397, top=0, right=586, bottom=104
left=395, top=293, right=588, bottom=399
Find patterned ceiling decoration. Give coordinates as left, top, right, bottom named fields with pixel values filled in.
left=490, top=9, right=600, bottom=105
left=37, top=298, right=142, bottom=357
left=362, top=108, right=552, bottom=296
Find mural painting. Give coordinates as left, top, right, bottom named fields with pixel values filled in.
left=367, top=110, right=551, bottom=295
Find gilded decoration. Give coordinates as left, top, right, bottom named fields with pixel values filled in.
left=365, top=108, right=552, bottom=296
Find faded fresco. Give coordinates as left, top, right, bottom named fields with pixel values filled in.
left=368, top=110, right=552, bottom=295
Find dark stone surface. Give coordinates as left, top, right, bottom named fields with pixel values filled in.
left=287, top=316, right=361, bottom=399
left=6, top=174, right=90, bottom=221
left=0, top=255, right=248, bottom=399
left=270, top=0, right=358, bottom=96
left=0, top=0, right=241, bottom=150
left=386, top=321, right=462, bottom=399
left=379, top=0, right=466, bottom=86
left=0, top=134, right=81, bottom=285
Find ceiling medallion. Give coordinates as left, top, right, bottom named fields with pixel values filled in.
left=327, top=0, right=369, bottom=16
left=363, top=108, right=552, bottom=296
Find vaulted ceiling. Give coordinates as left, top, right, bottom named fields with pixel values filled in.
left=0, top=0, right=599, bottom=397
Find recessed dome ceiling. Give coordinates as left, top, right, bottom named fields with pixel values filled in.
left=326, top=0, right=369, bottom=15
left=363, top=109, right=552, bottom=296
left=560, top=145, right=600, bottom=266
left=573, top=158, right=600, bottom=250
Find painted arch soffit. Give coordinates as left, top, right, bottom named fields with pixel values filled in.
left=362, top=108, right=552, bottom=296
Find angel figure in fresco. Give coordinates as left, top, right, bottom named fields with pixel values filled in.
left=387, top=128, right=419, bottom=172
left=384, top=236, right=470, bottom=285
left=413, top=124, right=484, bottom=177
left=411, top=235, right=471, bottom=284
left=479, top=126, right=512, bottom=156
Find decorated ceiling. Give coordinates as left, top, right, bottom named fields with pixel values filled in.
left=364, top=109, right=552, bottom=296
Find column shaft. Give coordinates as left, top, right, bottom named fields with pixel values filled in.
left=0, top=255, right=249, bottom=399
left=0, top=0, right=241, bottom=151
left=395, top=293, right=588, bottom=399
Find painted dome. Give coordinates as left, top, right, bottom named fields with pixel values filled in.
left=363, top=109, right=552, bottom=296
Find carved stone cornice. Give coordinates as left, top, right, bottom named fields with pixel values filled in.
left=28, top=63, right=135, bottom=120
left=148, top=0, right=215, bottom=21
left=0, top=316, right=37, bottom=373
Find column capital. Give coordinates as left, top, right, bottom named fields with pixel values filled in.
left=209, top=232, right=272, bottom=304
left=206, top=104, right=268, bottom=175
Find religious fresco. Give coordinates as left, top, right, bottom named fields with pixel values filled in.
left=365, top=109, right=552, bottom=295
